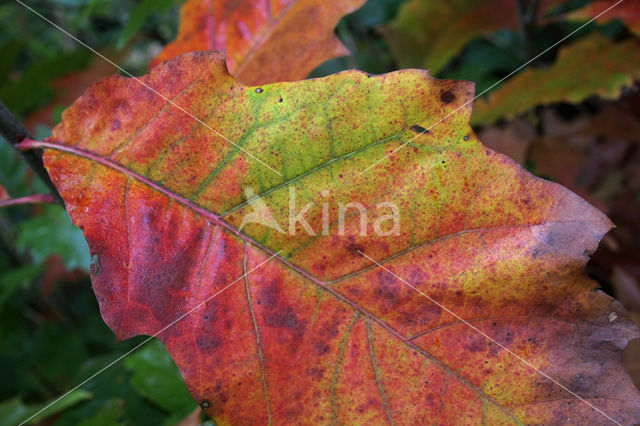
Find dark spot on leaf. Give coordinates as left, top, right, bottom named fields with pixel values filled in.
left=463, top=135, right=469, bottom=141
left=346, top=242, right=364, bottom=255
left=259, top=279, right=282, bottom=308
left=375, top=279, right=401, bottom=304
left=348, top=287, right=361, bottom=297
left=440, top=90, right=455, bottom=104
left=255, top=88, right=263, bottom=93
left=264, top=305, right=306, bottom=336
left=410, top=125, right=428, bottom=134
left=279, top=97, right=283, bottom=103
left=465, top=337, right=486, bottom=352
left=201, top=400, right=210, bottom=409
left=306, top=367, right=325, bottom=380
left=312, top=340, right=331, bottom=355
left=197, top=333, right=222, bottom=349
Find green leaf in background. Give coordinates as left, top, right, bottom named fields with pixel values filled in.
left=439, top=32, right=523, bottom=96
left=0, top=265, right=43, bottom=312
left=0, top=390, right=92, bottom=426
left=0, top=51, right=91, bottom=116
left=124, top=339, right=197, bottom=425
left=16, top=204, right=90, bottom=271
left=76, top=399, right=124, bottom=426
left=472, top=33, right=640, bottom=125
left=382, top=0, right=569, bottom=75
left=117, top=0, right=178, bottom=49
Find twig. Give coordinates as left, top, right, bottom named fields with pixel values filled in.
left=516, top=0, right=541, bottom=61
left=0, top=101, right=63, bottom=205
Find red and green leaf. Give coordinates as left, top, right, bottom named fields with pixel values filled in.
left=383, top=0, right=561, bottom=75
left=150, top=0, right=366, bottom=85
left=472, top=33, right=640, bottom=125
left=568, top=0, right=640, bottom=37
left=28, top=52, right=640, bottom=423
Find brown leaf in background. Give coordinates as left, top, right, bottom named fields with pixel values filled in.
left=478, top=118, right=535, bottom=164
left=569, top=0, right=640, bottom=37
left=150, top=0, right=366, bottom=84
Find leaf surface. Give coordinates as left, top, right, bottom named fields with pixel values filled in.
left=568, top=0, right=640, bottom=37
left=150, top=0, right=366, bottom=84
left=0, top=184, right=7, bottom=201
left=472, top=33, right=640, bottom=125
left=34, top=52, right=640, bottom=424
left=383, top=0, right=561, bottom=75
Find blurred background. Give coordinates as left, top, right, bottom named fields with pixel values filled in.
left=0, top=0, right=639, bottom=424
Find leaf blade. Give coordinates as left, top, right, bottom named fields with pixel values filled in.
left=37, top=52, right=640, bottom=424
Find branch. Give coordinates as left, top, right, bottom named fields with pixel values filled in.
left=0, top=101, right=63, bottom=205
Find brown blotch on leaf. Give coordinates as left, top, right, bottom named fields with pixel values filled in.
left=440, top=90, right=456, bottom=104
left=346, top=242, right=365, bottom=255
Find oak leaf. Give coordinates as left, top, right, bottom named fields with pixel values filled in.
left=568, top=0, right=640, bottom=37
left=383, top=0, right=562, bottom=75
left=150, top=0, right=366, bottom=85
left=28, top=52, right=640, bottom=424
left=472, top=33, right=640, bottom=125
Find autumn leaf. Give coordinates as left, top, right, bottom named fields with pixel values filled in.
left=568, top=0, right=640, bottom=37
left=383, top=0, right=562, bottom=75
left=25, top=52, right=640, bottom=423
left=472, top=33, right=640, bottom=125
left=149, top=0, right=366, bottom=85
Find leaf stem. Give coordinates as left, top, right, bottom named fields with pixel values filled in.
left=0, top=101, right=63, bottom=205
left=0, top=194, right=56, bottom=209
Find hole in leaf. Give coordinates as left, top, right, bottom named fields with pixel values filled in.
left=410, top=125, right=428, bottom=134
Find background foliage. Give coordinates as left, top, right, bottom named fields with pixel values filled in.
left=1, top=0, right=639, bottom=424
